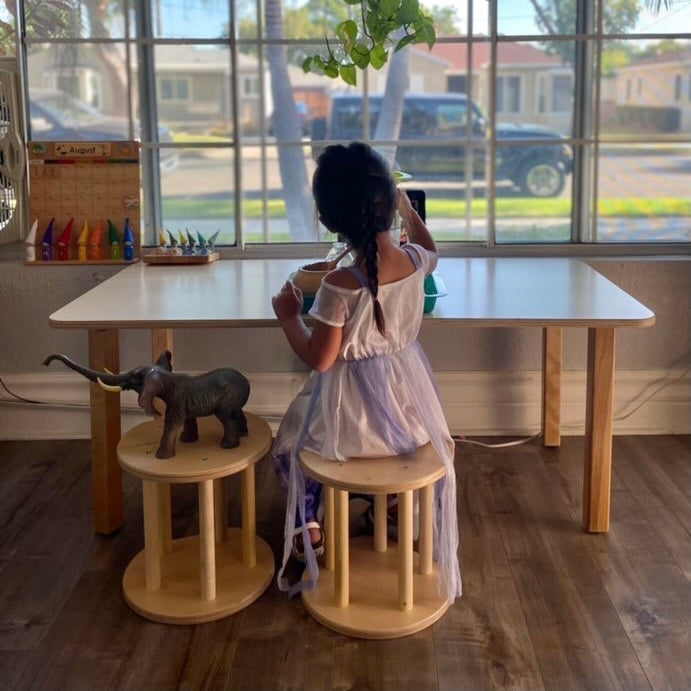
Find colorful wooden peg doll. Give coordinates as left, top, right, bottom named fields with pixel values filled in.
left=57, top=217, right=75, bottom=261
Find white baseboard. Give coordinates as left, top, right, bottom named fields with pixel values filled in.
left=0, top=369, right=688, bottom=441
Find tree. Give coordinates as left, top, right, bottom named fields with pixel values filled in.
left=527, top=0, right=640, bottom=65
left=264, top=0, right=317, bottom=241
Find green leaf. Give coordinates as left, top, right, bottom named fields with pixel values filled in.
left=313, top=55, right=325, bottom=70
left=379, top=0, right=399, bottom=18
left=416, top=23, right=436, bottom=48
left=398, top=0, right=419, bottom=24
left=370, top=43, right=388, bottom=69
left=325, top=63, right=340, bottom=78
left=394, top=34, right=416, bottom=52
left=343, top=0, right=362, bottom=4
left=350, top=43, right=371, bottom=69
left=339, top=63, right=357, bottom=85
left=302, top=57, right=313, bottom=73
left=336, top=19, right=358, bottom=43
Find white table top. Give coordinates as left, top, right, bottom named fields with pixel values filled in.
left=49, top=257, right=655, bottom=330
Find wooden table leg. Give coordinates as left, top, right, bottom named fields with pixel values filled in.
left=153, top=328, right=173, bottom=549
left=583, top=327, right=615, bottom=533
left=88, top=328, right=122, bottom=534
left=542, top=326, right=562, bottom=447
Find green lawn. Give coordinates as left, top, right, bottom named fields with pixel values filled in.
left=162, top=196, right=690, bottom=220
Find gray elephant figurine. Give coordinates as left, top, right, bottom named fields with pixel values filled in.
left=43, top=350, right=250, bottom=459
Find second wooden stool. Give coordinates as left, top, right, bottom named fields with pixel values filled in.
left=300, top=442, right=450, bottom=639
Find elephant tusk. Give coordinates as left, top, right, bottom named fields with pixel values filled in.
left=97, top=377, right=123, bottom=393
left=104, top=367, right=114, bottom=375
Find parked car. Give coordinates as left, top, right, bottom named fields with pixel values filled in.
left=316, top=93, right=573, bottom=197
left=267, top=100, right=311, bottom=137
left=28, top=88, right=179, bottom=174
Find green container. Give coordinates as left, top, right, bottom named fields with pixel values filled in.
left=423, top=272, right=447, bottom=313
left=297, top=272, right=447, bottom=315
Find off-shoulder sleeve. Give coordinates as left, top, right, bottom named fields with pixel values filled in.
left=308, top=281, right=349, bottom=327
left=407, top=243, right=438, bottom=275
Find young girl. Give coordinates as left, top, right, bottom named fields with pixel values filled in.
left=271, top=141, right=462, bottom=602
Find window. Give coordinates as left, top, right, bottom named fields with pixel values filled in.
left=10, top=1, right=691, bottom=250
left=496, top=76, right=521, bottom=114
left=551, top=75, right=571, bottom=113
left=159, top=77, right=190, bottom=102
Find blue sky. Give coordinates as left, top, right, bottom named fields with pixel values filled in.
left=155, top=0, right=690, bottom=40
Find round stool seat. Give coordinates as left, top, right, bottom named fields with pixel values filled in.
left=300, top=443, right=450, bottom=639
left=118, top=413, right=274, bottom=624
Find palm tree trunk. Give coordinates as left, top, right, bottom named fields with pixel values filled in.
left=265, top=0, right=315, bottom=241
left=372, top=45, right=409, bottom=169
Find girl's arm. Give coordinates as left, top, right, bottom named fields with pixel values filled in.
left=272, top=281, right=342, bottom=372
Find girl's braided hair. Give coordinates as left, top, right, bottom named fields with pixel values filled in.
left=312, top=142, right=396, bottom=336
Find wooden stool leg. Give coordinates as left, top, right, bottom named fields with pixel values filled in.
left=324, top=486, right=334, bottom=571
left=374, top=493, right=387, bottom=553
left=398, top=490, right=413, bottom=611
left=419, top=484, right=434, bottom=575
left=158, top=484, right=172, bottom=554
left=241, top=466, right=256, bottom=568
left=198, top=479, right=216, bottom=601
left=142, top=479, right=162, bottom=591
left=213, top=478, right=227, bottom=544
left=334, top=488, right=349, bottom=607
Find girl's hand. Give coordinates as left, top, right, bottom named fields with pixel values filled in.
left=272, top=281, right=303, bottom=321
left=397, top=188, right=414, bottom=220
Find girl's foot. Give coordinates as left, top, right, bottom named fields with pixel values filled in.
left=291, top=521, right=325, bottom=562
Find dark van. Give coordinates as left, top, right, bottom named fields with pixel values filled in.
left=317, top=93, right=572, bottom=197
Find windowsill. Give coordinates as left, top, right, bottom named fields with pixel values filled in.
left=2, top=241, right=689, bottom=265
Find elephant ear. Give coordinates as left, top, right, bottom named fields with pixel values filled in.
left=155, top=350, right=173, bottom=372
left=138, top=371, right=162, bottom=417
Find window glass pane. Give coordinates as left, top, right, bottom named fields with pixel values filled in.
left=486, top=41, right=574, bottom=135
left=161, top=146, right=236, bottom=245
left=498, top=0, right=577, bottom=36
left=155, top=45, right=232, bottom=142
left=596, top=144, right=691, bottom=243
left=26, top=44, right=132, bottom=140
left=242, top=144, right=319, bottom=243
left=0, top=1, right=16, bottom=57
left=599, top=39, right=691, bottom=140
left=153, top=0, right=229, bottom=39
left=609, top=3, right=691, bottom=36
left=23, top=0, right=126, bottom=39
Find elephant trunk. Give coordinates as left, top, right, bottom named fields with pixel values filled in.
left=43, top=353, right=128, bottom=388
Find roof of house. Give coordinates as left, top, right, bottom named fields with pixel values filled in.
left=415, top=40, right=564, bottom=72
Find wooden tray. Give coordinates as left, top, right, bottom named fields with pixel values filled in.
left=143, top=252, right=219, bottom=265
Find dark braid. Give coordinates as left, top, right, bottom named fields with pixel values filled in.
left=363, top=230, right=385, bottom=335
left=312, top=141, right=395, bottom=337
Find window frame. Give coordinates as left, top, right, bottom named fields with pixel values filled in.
left=9, top=0, right=691, bottom=258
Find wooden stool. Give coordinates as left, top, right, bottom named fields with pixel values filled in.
left=117, top=413, right=274, bottom=624
left=300, top=443, right=450, bottom=639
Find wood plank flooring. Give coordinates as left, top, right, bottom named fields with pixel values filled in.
left=0, top=435, right=689, bottom=691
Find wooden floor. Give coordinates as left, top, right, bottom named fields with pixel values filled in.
left=0, top=435, right=689, bottom=691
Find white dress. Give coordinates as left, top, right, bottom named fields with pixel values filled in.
left=272, top=243, right=462, bottom=602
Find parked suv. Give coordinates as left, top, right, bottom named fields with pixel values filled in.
left=317, top=93, right=572, bottom=197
